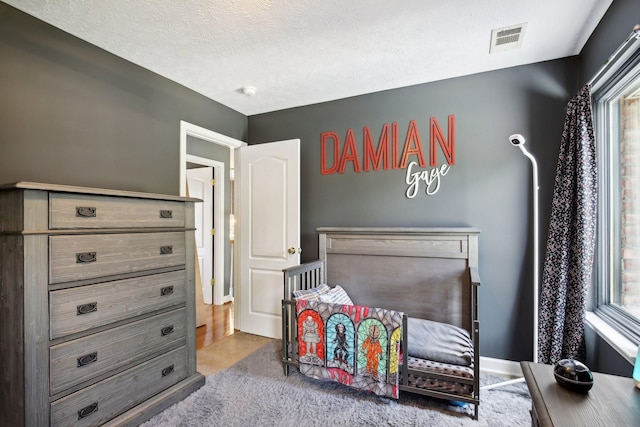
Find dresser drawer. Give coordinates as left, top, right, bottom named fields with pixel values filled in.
left=49, top=269, right=186, bottom=339
left=50, top=345, right=187, bottom=427
left=49, top=232, right=186, bottom=284
left=49, top=193, right=185, bottom=229
left=50, top=308, right=186, bottom=395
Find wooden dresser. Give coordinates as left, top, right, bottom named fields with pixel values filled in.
left=0, top=182, right=205, bottom=426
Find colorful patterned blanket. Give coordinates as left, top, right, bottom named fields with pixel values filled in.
left=296, top=300, right=404, bottom=399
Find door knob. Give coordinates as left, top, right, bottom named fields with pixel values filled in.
left=288, top=247, right=302, bottom=255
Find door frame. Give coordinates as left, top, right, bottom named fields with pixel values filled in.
left=179, top=121, right=246, bottom=305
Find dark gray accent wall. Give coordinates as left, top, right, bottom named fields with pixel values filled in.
left=0, top=3, right=247, bottom=196
left=580, top=0, right=636, bottom=86
left=248, top=58, right=579, bottom=362
left=584, top=324, right=632, bottom=377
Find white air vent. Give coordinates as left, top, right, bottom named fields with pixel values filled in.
left=490, top=23, right=527, bottom=53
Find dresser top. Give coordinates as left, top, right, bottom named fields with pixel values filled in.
left=521, top=361, right=640, bottom=426
left=1, top=182, right=201, bottom=202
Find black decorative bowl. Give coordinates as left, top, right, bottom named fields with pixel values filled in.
left=553, top=359, right=594, bottom=393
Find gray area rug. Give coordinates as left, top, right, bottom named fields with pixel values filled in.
left=142, top=341, right=531, bottom=426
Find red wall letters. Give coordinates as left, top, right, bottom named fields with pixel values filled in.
left=321, top=115, right=455, bottom=175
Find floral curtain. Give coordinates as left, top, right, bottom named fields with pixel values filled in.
left=538, top=84, right=597, bottom=364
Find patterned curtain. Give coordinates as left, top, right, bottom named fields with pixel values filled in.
left=538, top=84, right=597, bottom=364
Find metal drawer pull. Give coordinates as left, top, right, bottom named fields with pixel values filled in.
left=76, top=206, right=97, bottom=217
left=161, top=364, right=175, bottom=377
left=160, top=286, right=174, bottom=296
left=76, top=252, right=97, bottom=263
left=77, top=402, right=98, bottom=420
left=77, top=352, right=98, bottom=367
left=76, top=302, right=98, bottom=315
left=161, top=325, right=174, bottom=336
left=160, top=210, right=173, bottom=218
left=160, top=245, right=173, bottom=255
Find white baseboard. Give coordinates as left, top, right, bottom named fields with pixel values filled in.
left=479, top=356, right=523, bottom=378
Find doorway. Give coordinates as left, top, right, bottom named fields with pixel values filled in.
left=186, top=159, right=221, bottom=305
left=181, top=127, right=302, bottom=340
left=180, top=121, right=245, bottom=304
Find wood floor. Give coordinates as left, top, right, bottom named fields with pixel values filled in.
left=195, top=302, right=274, bottom=376
left=196, top=301, right=235, bottom=350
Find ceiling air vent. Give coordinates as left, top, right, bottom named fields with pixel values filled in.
left=490, top=23, right=527, bottom=53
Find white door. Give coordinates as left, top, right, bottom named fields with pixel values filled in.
left=237, top=139, right=300, bottom=338
left=186, top=167, right=214, bottom=305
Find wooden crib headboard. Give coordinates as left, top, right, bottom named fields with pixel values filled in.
left=317, top=227, right=480, bottom=333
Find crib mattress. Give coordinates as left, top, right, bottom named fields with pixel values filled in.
left=403, top=356, right=474, bottom=396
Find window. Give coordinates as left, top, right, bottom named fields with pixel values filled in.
left=593, top=36, right=640, bottom=345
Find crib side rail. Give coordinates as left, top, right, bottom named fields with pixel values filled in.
left=283, top=259, right=325, bottom=300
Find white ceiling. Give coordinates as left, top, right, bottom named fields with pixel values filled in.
left=5, top=0, right=613, bottom=116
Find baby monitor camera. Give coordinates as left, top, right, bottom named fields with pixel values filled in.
left=509, top=134, right=525, bottom=146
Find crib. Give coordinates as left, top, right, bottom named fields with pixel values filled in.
left=281, top=227, right=480, bottom=419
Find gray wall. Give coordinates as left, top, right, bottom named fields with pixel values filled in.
left=579, top=0, right=637, bottom=86
left=0, top=2, right=244, bottom=305
left=248, top=58, right=579, bottom=362
left=0, top=3, right=247, bottom=196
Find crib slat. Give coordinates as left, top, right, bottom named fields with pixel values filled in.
left=283, top=260, right=324, bottom=298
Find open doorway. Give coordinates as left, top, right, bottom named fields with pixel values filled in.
left=179, top=121, right=245, bottom=364
left=186, top=164, right=214, bottom=305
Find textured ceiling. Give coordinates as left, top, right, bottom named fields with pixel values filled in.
left=4, top=0, right=613, bottom=115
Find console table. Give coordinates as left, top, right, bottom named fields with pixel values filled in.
left=521, top=361, right=640, bottom=426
